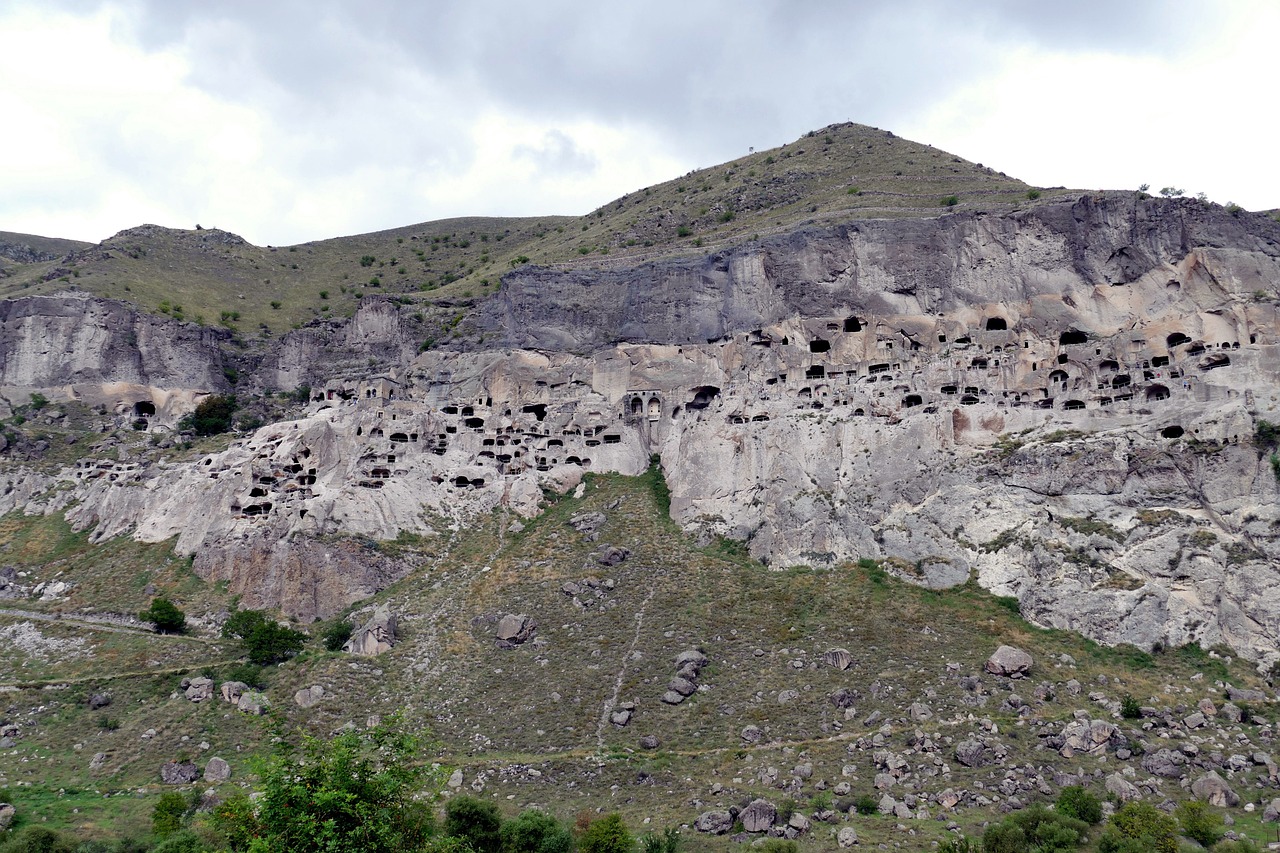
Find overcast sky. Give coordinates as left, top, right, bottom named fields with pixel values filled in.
left=1, top=0, right=1275, bottom=246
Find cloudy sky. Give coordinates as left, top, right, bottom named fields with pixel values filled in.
left=1, top=0, right=1276, bottom=246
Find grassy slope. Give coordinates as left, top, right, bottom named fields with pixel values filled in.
left=4, top=468, right=1274, bottom=848
left=0, top=123, right=1062, bottom=339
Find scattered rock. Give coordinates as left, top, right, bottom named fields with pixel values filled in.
left=294, top=685, right=325, bottom=708
left=0, top=803, right=14, bottom=831
left=610, top=709, right=632, bottom=727
left=823, top=648, right=853, bottom=670
left=160, top=760, right=199, bottom=784
left=495, top=613, right=537, bottom=648
left=1105, top=773, right=1141, bottom=802
left=740, top=798, right=776, bottom=833
left=203, top=757, right=231, bottom=782
left=638, top=735, right=660, bottom=750
left=985, top=645, right=1033, bottom=677
left=237, top=691, right=269, bottom=716
left=837, top=826, right=858, bottom=848
left=345, top=604, right=397, bottom=656
left=694, top=810, right=734, bottom=835
left=594, top=545, right=630, bottom=566
left=89, top=752, right=106, bottom=771
left=220, top=681, right=248, bottom=704
left=1226, top=685, right=1268, bottom=703
left=741, top=725, right=763, bottom=744
left=954, top=739, right=990, bottom=768
left=184, top=677, right=214, bottom=702
left=1192, top=771, right=1240, bottom=808
left=87, top=692, right=112, bottom=710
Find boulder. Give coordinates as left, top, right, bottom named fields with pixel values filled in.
left=594, top=545, right=630, bottom=565
left=1059, top=718, right=1117, bottom=756
left=741, top=725, right=763, bottom=744
left=237, top=691, right=269, bottom=716
left=610, top=709, right=632, bottom=727
left=954, top=739, right=990, bottom=767
left=1226, top=685, right=1267, bottom=703
left=985, top=645, right=1033, bottom=677
left=203, top=757, right=231, bottom=782
left=1263, top=798, right=1280, bottom=822
left=87, top=692, right=112, bottom=710
left=0, top=803, right=13, bottom=831
left=1105, top=773, right=1141, bottom=802
left=1192, top=771, right=1240, bottom=808
left=668, top=677, right=697, bottom=697
left=739, top=798, right=776, bottom=833
left=674, top=649, right=708, bottom=671
left=1142, top=748, right=1186, bottom=779
left=160, top=760, right=199, bottom=784
left=837, top=826, right=858, bottom=848
left=787, top=812, right=811, bottom=834
left=694, top=810, right=733, bottom=834
left=220, top=681, right=248, bottom=704
left=829, top=688, right=857, bottom=709
left=823, top=648, right=853, bottom=670
left=294, top=685, right=325, bottom=708
left=638, top=735, right=660, bottom=750
left=494, top=613, right=537, bottom=647
left=184, top=677, right=214, bottom=702
left=345, top=604, right=397, bottom=656
left=660, top=691, right=685, bottom=705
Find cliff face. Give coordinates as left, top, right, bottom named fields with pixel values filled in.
left=5, top=195, right=1280, bottom=665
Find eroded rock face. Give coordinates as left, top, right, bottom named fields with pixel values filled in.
left=7, top=197, right=1280, bottom=666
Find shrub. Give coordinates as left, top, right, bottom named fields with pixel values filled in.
left=1026, top=189, right=1041, bottom=200
left=1119, top=693, right=1142, bottom=719
left=577, top=814, right=634, bottom=853
left=1175, top=800, right=1222, bottom=848
left=152, top=791, right=189, bottom=837
left=139, top=598, right=186, bottom=634
left=941, top=195, right=960, bottom=207
left=270, top=300, right=282, bottom=309
left=27, top=393, right=48, bottom=411
left=938, top=837, right=979, bottom=853
left=0, top=826, right=77, bottom=853
left=853, top=794, right=879, bottom=815
left=758, top=841, right=798, bottom=853
left=638, top=827, right=681, bottom=853
left=221, top=609, right=306, bottom=665
left=188, top=394, right=238, bottom=435
left=1056, top=786, right=1102, bottom=824
left=1226, top=202, right=1244, bottom=216
left=445, top=795, right=502, bottom=853
left=499, top=809, right=573, bottom=853
left=677, top=226, right=692, bottom=238
left=360, top=255, right=375, bottom=267
left=225, top=662, right=266, bottom=688
left=211, top=715, right=430, bottom=853
left=322, top=620, right=355, bottom=652
left=981, top=822, right=1026, bottom=853
left=1098, top=801, right=1178, bottom=853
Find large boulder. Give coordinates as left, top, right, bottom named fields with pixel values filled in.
left=294, top=685, right=325, bottom=708
left=823, top=648, right=853, bottom=670
left=1059, top=718, right=1118, bottom=756
left=1142, top=748, right=1186, bottom=779
left=203, top=757, right=231, bottom=782
left=87, top=692, right=112, bottom=710
left=739, top=799, right=776, bottom=833
left=184, top=677, right=214, bottom=702
left=985, top=645, right=1033, bottom=677
left=1105, top=773, right=1142, bottom=802
left=0, top=803, right=14, bottom=831
left=954, top=739, right=990, bottom=768
left=345, top=604, right=397, bottom=656
left=694, top=810, right=733, bottom=834
left=160, top=761, right=199, bottom=784
left=837, top=826, right=858, bottom=848
left=1192, top=771, right=1240, bottom=807
left=494, top=613, right=537, bottom=648
left=237, top=691, right=269, bottom=716
left=220, top=681, right=249, bottom=704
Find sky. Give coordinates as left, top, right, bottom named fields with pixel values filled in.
left=0, top=0, right=1276, bottom=247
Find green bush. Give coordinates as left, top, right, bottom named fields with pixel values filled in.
left=187, top=394, right=238, bottom=435
left=1175, top=800, right=1222, bottom=848
left=225, top=662, right=266, bottom=689
left=221, top=609, right=306, bottom=665
left=758, top=841, right=798, bottom=853
left=0, top=826, right=76, bottom=853
left=676, top=226, right=692, bottom=238
left=152, top=791, right=189, bottom=837
left=852, top=793, right=879, bottom=815
left=211, top=716, right=431, bottom=853
left=981, top=822, right=1026, bottom=853
left=1026, top=189, right=1041, bottom=200
left=499, top=809, right=573, bottom=853
left=1056, top=786, right=1102, bottom=824
left=149, top=831, right=210, bottom=853
left=322, top=619, right=355, bottom=652
left=1098, top=801, right=1178, bottom=853
left=139, top=597, right=186, bottom=634
left=638, top=827, right=681, bottom=853
left=939, top=837, right=979, bottom=853
left=445, top=795, right=502, bottom=853
left=941, top=195, right=960, bottom=207
left=578, top=814, right=634, bottom=853
left=1119, top=693, right=1142, bottom=719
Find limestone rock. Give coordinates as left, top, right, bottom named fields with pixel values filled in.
left=203, top=757, right=231, bottom=782
left=1105, top=773, right=1141, bottom=802
left=160, top=760, right=199, bottom=784
left=237, top=691, right=269, bottom=716
left=954, top=739, right=990, bottom=768
left=87, top=692, right=112, bottom=710
left=294, top=685, right=325, bottom=708
left=694, top=810, right=733, bottom=834
left=638, top=735, right=660, bottom=749
left=220, top=681, right=248, bottom=704
left=837, top=826, right=858, bottom=847
left=985, top=645, right=1033, bottom=677
left=494, top=613, right=536, bottom=648
left=184, top=677, right=214, bottom=702
left=0, top=803, right=14, bottom=830
left=823, top=648, right=853, bottom=670
left=739, top=798, right=776, bottom=833
left=1192, top=771, right=1240, bottom=807
left=345, top=604, right=397, bottom=656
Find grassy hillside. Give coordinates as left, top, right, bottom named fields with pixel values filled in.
left=0, top=123, right=1065, bottom=338
left=3, top=467, right=1276, bottom=849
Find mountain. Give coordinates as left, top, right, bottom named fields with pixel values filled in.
left=2, top=123, right=1280, bottom=848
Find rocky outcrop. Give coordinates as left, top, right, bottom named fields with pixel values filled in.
left=5, top=196, right=1280, bottom=667
left=346, top=605, right=397, bottom=656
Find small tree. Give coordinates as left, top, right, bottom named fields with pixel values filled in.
left=578, top=814, right=633, bottom=853
left=500, top=809, right=573, bottom=853
left=1056, top=785, right=1102, bottom=824
left=1098, top=801, right=1178, bottom=853
left=1175, top=800, right=1222, bottom=848
left=188, top=394, right=238, bottom=436
left=152, top=791, right=189, bottom=837
left=139, top=598, right=186, bottom=634
left=322, top=620, right=355, bottom=652
left=221, top=609, right=306, bottom=665
left=444, top=795, right=503, bottom=853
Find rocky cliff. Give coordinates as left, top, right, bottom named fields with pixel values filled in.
left=4, top=192, right=1280, bottom=667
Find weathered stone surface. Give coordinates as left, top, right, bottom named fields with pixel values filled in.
left=836, top=826, right=858, bottom=848
left=160, top=760, right=199, bottom=784
left=823, top=648, right=853, bottom=670
left=985, top=645, right=1033, bottom=677
left=1192, top=771, right=1240, bottom=808
left=237, top=691, right=269, bottom=716
left=638, top=735, right=660, bottom=750
left=184, top=677, right=214, bottom=702
left=954, top=739, right=990, bottom=768
left=220, top=681, right=248, bottom=704
left=739, top=798, right=776, bottom=833
left=203, top=757, right=231, bottom=782
left=668, top=676, right=697, bottom=697
left=346, top=604, right=397, bottom=656
left=694, top=810, right=733, bottom=834
left=494, top=613, right=536, bottom=647
left=1059, top=718, right=1117, bottom=756
left=294, top=685, right=325, bottom=708
left=87, top=692, right=111, bottom=710
left=1105, top=773, right=1142, bottom=802
left=0, top=803, right=14, bottom=831
left=1142, top=749, right=1187, bottom=779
